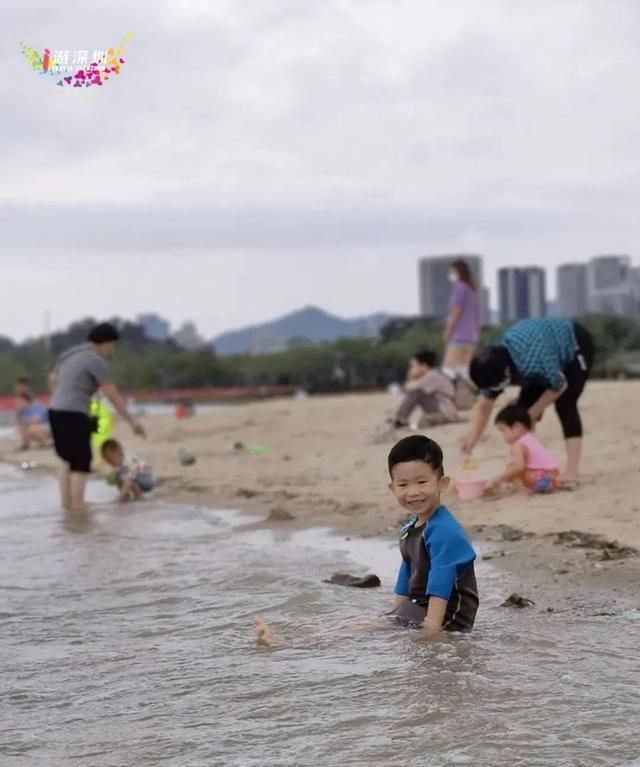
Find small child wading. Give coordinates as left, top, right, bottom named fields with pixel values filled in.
left=487, top=405, right=560, bottom=494
left=101, top=438, right=156, bottom=503
left=387, top=435, right=479, bottom=634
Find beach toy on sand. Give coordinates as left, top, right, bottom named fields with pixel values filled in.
left=455, top=478, right=486, bottom=501
left=178, top=448, right=196, bottom=466
left=248, top=444, right=267, bottom=455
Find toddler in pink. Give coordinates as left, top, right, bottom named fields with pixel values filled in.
left=487, top=404, right=560, bottom=493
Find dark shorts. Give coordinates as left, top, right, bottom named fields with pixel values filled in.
left=387, top=600, right=428, bottom=629
left=388, top=596, right=476, bottom=633
left=49, top=410, right=92, bottom=473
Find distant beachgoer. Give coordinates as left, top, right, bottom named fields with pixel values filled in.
left=15, top=377, right=33, bottom=439
left=48, top=322, right=146, bottom=512
left=387, top=435, right=479, bottom=634
left=15, top=391, right=51, bottom=450
left=101, top=438, right=155, bottom=502
left=391, top=350, right=459, bottom=428
left=460, top=318, right=594, bottom=490
left=442, top=259, right=480, bottom=382
left=485, top=405, right=560, bottom=494
left=175, top=399, right=195, bottom=419
left=15, top=377, right=30, bottom=398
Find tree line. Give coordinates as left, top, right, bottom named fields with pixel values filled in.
left=1, top=314, right=639, bottom=396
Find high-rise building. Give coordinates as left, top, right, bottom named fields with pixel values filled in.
left=498, top=267, right=546, bottom=323
left=137, top=312, right=171, bottom=341
left=418, top=255, right=483, bottom=322
left=587, top=255, right=634, bottom=316
left=630, top=267, right=640, bottom=315
left=557, top=264, right=588, bottom=318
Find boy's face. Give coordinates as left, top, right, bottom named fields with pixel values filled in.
left=497, top=423, right=525, bottom=445
left=408, top=358, right=427, bottom=379
left=389, top=460, right=449, bottom=517
left=103, top=444, right=124, bottom=467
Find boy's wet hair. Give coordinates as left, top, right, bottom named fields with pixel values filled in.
left=100, top=438, right=121, bottom=457
left=412, top=349, right=437, bottom=368
left=388, top=435, right=444, bottom=477
left=495, top=404, right=532, bottom=430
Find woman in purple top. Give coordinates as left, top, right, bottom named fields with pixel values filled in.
left=442, top=259, right=480, bottom=381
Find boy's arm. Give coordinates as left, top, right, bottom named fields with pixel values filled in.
left=423, top=516, right=476, bottom=635
left=423, top=597, right=448, bottom=635
left=392, top=558, right=410, bottom=607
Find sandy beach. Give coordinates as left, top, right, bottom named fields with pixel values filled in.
left=3, top=381, right=640, bottom=598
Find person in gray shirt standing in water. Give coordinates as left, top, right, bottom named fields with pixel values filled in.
left=49, top=323, right=146, bottom=512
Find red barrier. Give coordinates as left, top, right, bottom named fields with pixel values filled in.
left=0, top=386, right=292, bottom=412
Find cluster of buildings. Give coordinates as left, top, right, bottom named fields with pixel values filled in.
left=419, top=254, right=640, bottom=325
left=136, top=313, right=205, bottom=351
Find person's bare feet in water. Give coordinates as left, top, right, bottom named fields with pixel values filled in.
left=68, top=502, right=91, bottom=513
left=255, top=616, right=276, bottom=647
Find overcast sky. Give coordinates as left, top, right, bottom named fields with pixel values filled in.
left=2, top=0, right=640, bottom=341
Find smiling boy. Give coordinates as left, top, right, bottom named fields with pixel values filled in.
left=388, top=435, right=479, bottom=635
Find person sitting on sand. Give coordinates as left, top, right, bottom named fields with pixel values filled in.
left=387, top=435, right=479, bottom=634
left=485, top=405, right=560, bottom=494
left=16, top=391, right=51, bottom=450
left=391, top=350, right=459, bottom=429
left=101, top=438, right=156, bottom=503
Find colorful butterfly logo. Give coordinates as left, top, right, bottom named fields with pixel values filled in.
left=20, top=32, right=134, bottom=89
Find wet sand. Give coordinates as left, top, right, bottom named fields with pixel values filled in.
left=2, top=380, right=640, bottom=603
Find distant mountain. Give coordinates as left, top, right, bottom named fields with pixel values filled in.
left=212, top=306, right=393, bottom=356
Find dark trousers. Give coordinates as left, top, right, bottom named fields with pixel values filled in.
left=517, top=323, right=595, bottom=439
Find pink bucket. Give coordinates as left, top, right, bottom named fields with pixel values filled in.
left=456, top=478, right=485, bottom=501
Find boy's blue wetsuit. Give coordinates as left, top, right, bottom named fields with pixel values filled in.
left=391, top=506, right=479, bottom=631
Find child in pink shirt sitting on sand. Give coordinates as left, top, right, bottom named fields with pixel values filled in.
left=486, top=404, right=560, bottom=494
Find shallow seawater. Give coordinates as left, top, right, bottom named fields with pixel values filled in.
left=2, top=465, right=640, bottom=767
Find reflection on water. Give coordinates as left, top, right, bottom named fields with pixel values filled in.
left=2, top=465, right=640, bottom=767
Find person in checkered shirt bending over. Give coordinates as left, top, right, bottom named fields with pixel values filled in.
left=460, top=318, right=594, bottom=491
